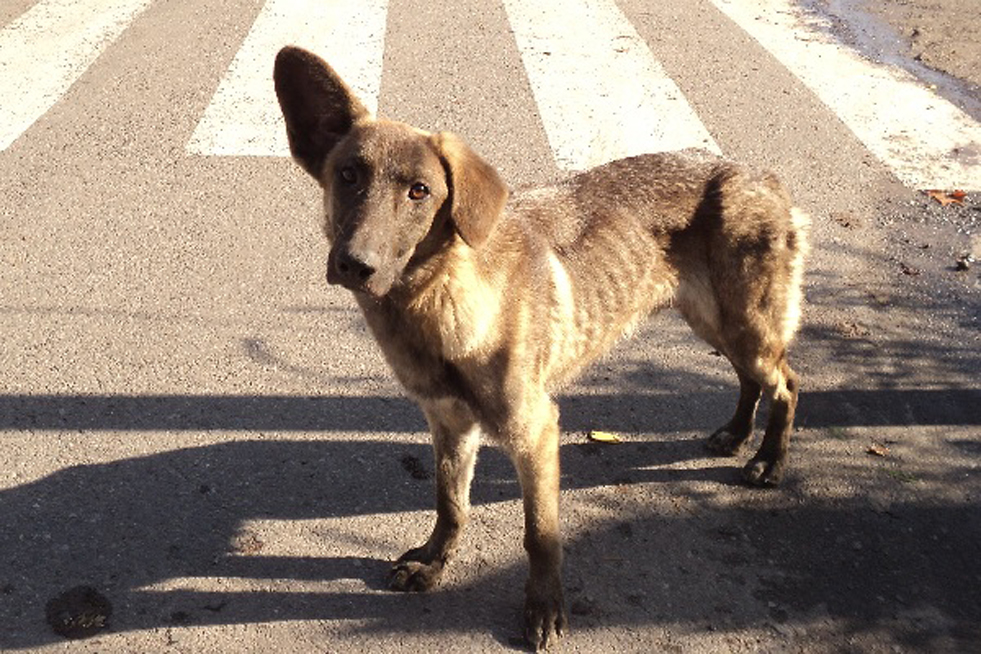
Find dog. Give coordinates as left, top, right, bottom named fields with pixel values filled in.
left=274, top=46, right=808, bottom=650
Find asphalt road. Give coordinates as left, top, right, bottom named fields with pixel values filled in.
left=1, top=1, right=979, bottom=652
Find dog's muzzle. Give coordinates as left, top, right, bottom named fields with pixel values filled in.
left=327, top=247, right=383, bottom=294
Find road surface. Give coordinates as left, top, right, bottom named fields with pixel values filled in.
left=1, top=1, right=979, bottom=651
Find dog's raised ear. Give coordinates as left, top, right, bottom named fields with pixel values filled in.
left=432, top=132, right=508, bottom=249
left=274, top=46, right=369, bottom=179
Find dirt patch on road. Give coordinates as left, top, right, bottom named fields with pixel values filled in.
left=863, top=0, right=981, bottom=90
left=812, top=0, right=981, bottom=118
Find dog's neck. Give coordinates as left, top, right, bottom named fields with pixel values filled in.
left=389, top=236, right=501, bottom=361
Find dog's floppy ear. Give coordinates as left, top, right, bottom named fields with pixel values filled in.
left=274, top=46, right=369, bottom=178
left=432, top=132, right=509, bottom=249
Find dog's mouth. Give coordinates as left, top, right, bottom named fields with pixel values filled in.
left=326, top=266, right=380, bottom=296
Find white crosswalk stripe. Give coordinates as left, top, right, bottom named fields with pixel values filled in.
left=186, top=0, right=388, bottom=157
left=0, top=0, right=979, bottom=190
left=501, top=0, right=719, bottom=171
left=710, top=0, right=981, bottom=190
left=0, top=0, right=153, bottom=150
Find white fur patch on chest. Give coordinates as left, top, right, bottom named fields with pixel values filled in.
left=407, top=244, right=500, bottom=360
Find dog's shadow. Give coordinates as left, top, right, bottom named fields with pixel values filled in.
left=0, top=390, right=739, bottom=649
left=3, top=389, right=978, bottom=650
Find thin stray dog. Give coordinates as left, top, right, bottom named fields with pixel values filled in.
left=274, top=46, right=809, bottom=650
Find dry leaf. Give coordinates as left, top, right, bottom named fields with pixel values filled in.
left=924, top=189, right=967, bottom=206
left=867, top=442, right=890, bottom=457
left=231, top=533, right=264, bottom=555
left=588, top=430, right=623, bottom=443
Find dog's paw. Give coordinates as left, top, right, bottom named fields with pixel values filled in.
left=524, top=582, right=567, bottom=651
left=388, top=548, right=444, bottom=592
left=705, top=427, right=750, bottom=456
left=742, top=456, right=785, bottom=487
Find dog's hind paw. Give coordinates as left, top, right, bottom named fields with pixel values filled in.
left=705, top=427, right=751, bottom=457
left=742, top=456, right=785, bottom=487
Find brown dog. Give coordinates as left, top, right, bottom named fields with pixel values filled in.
left=274, top=46, right=808, bottom=650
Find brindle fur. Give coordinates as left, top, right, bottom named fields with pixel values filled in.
left=274, top=46, right=809, bottom=650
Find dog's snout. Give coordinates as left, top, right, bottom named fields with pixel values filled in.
left=332, top=249, right=378, bottom=288
left=337, top=251, right=375, bottom=279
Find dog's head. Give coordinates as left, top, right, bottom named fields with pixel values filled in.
left=274, top=46, right=508, bottom=298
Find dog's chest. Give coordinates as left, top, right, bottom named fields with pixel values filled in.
left=403, top=244, right=502, bottom=360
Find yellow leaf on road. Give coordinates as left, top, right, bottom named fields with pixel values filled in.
left=588, top=430, right=623, bottom=443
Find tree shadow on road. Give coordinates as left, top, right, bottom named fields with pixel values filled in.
left=1, top=415, right=979, bottom=650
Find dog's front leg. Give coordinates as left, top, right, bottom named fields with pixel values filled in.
left=390, top=397, right=480, bottom=592
left=507, top=398, right=567, bottom=650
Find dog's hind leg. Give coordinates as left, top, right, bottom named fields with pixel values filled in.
left=705, top=370, right=763, bottom=456
left=742, top=355, right=799, bottom=486
left=390, top=397, right=480, bottom=592
left=691, top=292, right=800, bottom=486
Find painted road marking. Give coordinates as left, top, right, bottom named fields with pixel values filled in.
left=710, top=0, right=981, bottom=190
left=501, top=0, right=720, bottom=171
left=4, top=0, right=980, bottom=191
left=0, top=0, right=153, bottom=151
left=186, top=0, right=388, bottom=157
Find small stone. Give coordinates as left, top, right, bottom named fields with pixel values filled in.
left=400, top=454, right=431, bottom=480
left=45, top=586, right=112, bottom=639
left=899, top=262, right=920, bottom=276
left=571, top=596, right=599, bottom=616
left=169, top=610, right=192, bottom=625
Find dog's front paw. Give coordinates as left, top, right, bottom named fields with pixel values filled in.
left=742, top=455, right=785, bottom=487
left=388, top=547, right=445, bottom=592
left=705, top=426, right=751, bottom=456
left=524, top=580, right=566, bottom=651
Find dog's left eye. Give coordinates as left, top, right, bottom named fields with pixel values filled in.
left=408, top=183, right=430, bottom=200
left=338, top=166, right=358, bottom=184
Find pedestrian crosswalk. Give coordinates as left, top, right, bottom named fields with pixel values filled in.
left=0, top=0, right=153, bottom=151
left=1, top=0, right=980, bottom=189
left=187, top=0, right=389, bottom=156
left=709, top=0, right=981, bottom=193
left=501, top=0, right=719, bottom=170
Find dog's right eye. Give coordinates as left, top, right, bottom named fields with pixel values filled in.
left=408, top=183, right=430, bottom=201
left=338, top=167, right=357, bottom=184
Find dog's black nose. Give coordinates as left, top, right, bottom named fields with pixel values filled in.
left=334, top=250, right=376, bottom=284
